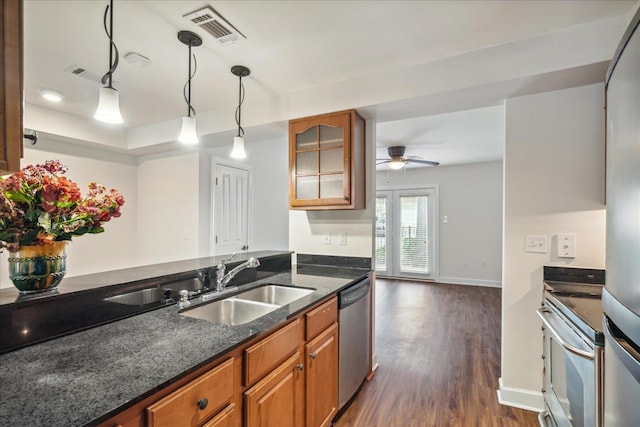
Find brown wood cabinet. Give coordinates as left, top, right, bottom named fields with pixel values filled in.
left=99, top=295, right=344, bottom=427
left=1, top=0, right=23, bottom=174
left=288, top=109, right=365, bottom=210
left=305, top=323, right=338, bottom=427
left=146, top=358, right=235, bottom=427
left=244, top=352, right=305, bottom=427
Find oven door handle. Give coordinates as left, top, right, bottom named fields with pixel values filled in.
left=537, top=308, right=595, bottom=360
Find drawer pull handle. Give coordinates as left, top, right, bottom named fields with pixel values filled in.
left=296, top=364, right=304, bottom=371
left=310, top=352, right=317, bottom=360
left=197, top=398, right=208, bottom=410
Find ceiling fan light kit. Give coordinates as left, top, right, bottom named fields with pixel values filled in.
left=377, top=145, right=440, bottom=170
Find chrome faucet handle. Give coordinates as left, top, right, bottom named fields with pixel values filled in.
left=220, top=253, right=236, bottom=266
left=177, top=290, right=191, bottom=309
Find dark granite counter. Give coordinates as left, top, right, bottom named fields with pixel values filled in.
left=0, top=263, right=369, bottom=427
left=0, top=251, right=292, bottom=354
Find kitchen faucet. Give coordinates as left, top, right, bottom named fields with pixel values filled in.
left=216, top=253, right=260, bottom=292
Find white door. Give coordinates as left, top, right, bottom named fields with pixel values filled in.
left=375, top=188, right=437, bottom=280
left=214, top=163, right=250, bottom=256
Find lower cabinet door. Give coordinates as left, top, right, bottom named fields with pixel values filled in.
left=244, top=352, right=304, bottom=427
left=201, top=403, right=236, bottom=427
left=305, top=323, right=339, bottom=427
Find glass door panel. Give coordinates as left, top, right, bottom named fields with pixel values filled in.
left=319, top=174, right=343, bottom=199
left=297, top=151, right=318, bottom=175
left=296, top=126, right=318, bottom=150
left=320, top=148, right=343, bottom=173
left=375, top=191, right=392, bottom=276
left=297, top=176, right=319, bottom=200
left=398, top=195, right=430, bottom=275
left=319, top=125, right=343, bottom=148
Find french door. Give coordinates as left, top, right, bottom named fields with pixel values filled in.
left=375, top=188, right=437, bottom=280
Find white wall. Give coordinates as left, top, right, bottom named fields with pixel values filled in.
left=499, top=83, right=606, bottom=410
left=377, top=161, right=503, bottom=287
left=136, top=153, right=201, bottom=265
left=0, top=141, right=139, bottom=288
left=289, top=120, right=376, bottom=261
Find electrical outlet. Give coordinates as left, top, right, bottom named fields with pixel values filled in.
left=557, top=233, right=576, bottom=258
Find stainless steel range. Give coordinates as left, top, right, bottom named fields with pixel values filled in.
left=538, top=272, right=605, bottom=427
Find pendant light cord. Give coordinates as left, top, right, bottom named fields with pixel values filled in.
left=100, top=0, right=119, bottom=88
left=235, top=76, right=245, bottom=137
left=183, top=46, right=197, bottom=117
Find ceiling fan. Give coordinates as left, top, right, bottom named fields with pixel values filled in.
left=376, top=146, right=440, bottom=169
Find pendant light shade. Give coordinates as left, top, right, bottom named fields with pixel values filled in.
left=95, top=0, right=123, bottom=124
left=95, top=87, right=123, bottom=123
left=231, top=65, right=250, bottom=158
left=177, top=31, right=202, bottom=144
left=231, top=136, right=246, bottom=159
left=178, top=116, right=199, bottom=145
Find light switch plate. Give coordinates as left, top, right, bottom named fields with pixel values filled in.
left=339, top=232, right=347, bottom=245
left=323, top=232, right=331, bottom=245
left=525, top=235, right=548, bottom=253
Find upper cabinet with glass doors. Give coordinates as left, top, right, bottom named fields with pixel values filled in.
left=289, top=109, right=365, bottom=210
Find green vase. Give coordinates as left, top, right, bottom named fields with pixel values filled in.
left=8, top=241, right=67, bottom=294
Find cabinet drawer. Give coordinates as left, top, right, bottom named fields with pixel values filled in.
left=306, top=297, right=337, bottom=340
left=245, top=319, right=302, bottom=386
left=201, top=403, right=236, bottom=427
left=146, top=358, right=234, bottom=427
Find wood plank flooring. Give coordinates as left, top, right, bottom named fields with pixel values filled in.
left=334, top=278, right=539, bottom=427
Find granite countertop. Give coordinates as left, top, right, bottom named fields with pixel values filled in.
left=0, top=264, right=369, bottom=427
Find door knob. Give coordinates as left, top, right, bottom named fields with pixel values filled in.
left=296, top=364, right=304, bottom=371
left=241, top=245, right=248, bottom=250
left=310, top=352, right=317, bottom=360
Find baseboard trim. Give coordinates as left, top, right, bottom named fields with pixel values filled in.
left=438, top=276, right=502, bottom=288
left=497, top=377, right=544, bottom=412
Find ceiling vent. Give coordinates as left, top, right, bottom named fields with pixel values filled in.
left=64, top=64, right=104, bottom=84
left=183, top=6, right=245, bottom=45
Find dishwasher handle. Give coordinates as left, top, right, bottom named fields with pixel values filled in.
left=339, top=278, right=370, bottom=309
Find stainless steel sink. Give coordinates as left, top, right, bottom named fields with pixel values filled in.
left=105, top=287, right=164, bottom=306
left=179, top=284, right=315, bottom=325
left=106, top=278, right=204, bottom=306
left=180, top=298, right=280, bottom=325
left=234, top=285, right=314, bottom=306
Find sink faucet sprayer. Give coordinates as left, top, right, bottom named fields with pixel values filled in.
left=216, top=253, right=260, bottom=292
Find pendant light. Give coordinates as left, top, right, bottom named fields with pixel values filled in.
left=177, top=31, right=202, bottom=144
left=94, top=0, right=123, bottom=124
left=231, top=65, right=250, bottom=158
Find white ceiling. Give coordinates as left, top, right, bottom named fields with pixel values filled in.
left=23, top=0, right=638, bottom=165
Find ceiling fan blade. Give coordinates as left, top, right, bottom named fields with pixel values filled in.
left=376, top=160, right=391, bottom=165
left=407, top=159, right=440, bottom=166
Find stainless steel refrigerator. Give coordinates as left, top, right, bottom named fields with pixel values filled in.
left=602, top=6, right=640, bottom=427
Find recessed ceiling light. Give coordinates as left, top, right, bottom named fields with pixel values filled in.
left=38, top=88, right=64, bottom=103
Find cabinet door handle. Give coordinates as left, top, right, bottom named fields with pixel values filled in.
left=296, top=363, right=304, bottom=371
left=197, top=398, right=208, bottom=410
left=310, top=352, right=317, bottom=360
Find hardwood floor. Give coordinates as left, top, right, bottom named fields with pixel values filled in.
left=334, top=278, right=539, bottom=427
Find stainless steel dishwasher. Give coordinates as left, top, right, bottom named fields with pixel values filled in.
left=338, top=277, right=371, bottom=409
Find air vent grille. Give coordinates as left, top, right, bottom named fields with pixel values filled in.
left=64, top=64, right=103, bottom=84
left=183, top=6, right=245, bottom=45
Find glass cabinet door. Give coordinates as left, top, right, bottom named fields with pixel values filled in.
left=292, top=118, right=348, bottom=203
left=289, top=110, right=365, bottom=210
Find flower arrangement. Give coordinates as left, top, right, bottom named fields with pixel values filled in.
left=0, top=160, right=125, bottom=252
